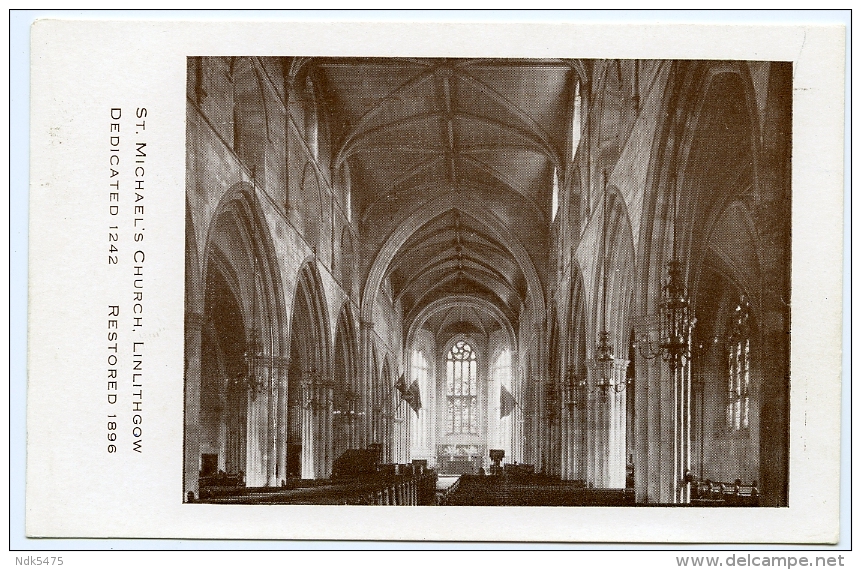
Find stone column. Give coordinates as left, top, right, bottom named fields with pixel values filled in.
left=754, top=61, right=791, bottom=507
left=758, top=305, right=789, bottom=506
left=607, top=359, right=629, bottom=488
left=314, top=382, right=322, bottom=478
left=583, top=359, right=599, bottom=487
left=404, top=400, right=411, bottom=463
left=555, top=348, right=566, bottom=480
left=245, top=382, right=269, bottom=487
left=633, top=313, right=693, bottom=504
left=671, top=353, right=693, bottom=504
left=559, top=371, right=570, bottom=480
left=275, top=358, right=288, bottom=486
left=511, top=351, right=523, bottom=464
left=536, top=351, right=547, bottom=474
left=359, top=320, right=374, bottom=449
left=634, top=315, right=658, bottom=502
left=314, top=381, right=331, bottom=479
left=325, top=383, right=334, bottom=478
left=300, top=378, right=315, bottom=479
left=585, top=355, right=631, bottom=489
left=183, top=312, right=204, bottom=501
left=217, top=417, right=227, bottom=472
left=560, top=361, right=586, bottom=482
left=266, top=359, right=278, bottom=486
left=314, top=382, right=323, bottom=479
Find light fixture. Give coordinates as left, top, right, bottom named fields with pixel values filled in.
left=563, top=366, right=587, bottom=410
left=333, top=386, right=359, bottom=451
left=230, top=207, right=291, bottom=399
left=595, top=171, right=619, bottom=395
left=231, top=255, right=269, bottom=399
left=336, top=387, right=358, bottom=417
left=302, top=366, right=332, bottom=411
left=639, top=176, right=694, bottom=372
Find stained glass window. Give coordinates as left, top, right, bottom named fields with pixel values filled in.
left=726, top=297, right=751, bottom=431
left=446, top=340, right=478, bottom=434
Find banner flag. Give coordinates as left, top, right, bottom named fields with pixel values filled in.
left=407, top=379, right=422, bottom=413
left=395, top=373, right=407, bottom=395
left=500, top=385, right=518, bottom=418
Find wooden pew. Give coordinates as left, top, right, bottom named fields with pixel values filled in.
left=691, top=479, right=760, bottom=506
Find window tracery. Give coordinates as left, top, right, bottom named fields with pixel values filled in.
left=446, top=340, right=478, bottom=434
left=726, top=296, right=751, bottom=431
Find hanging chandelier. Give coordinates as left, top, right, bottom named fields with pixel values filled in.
left=229, top=207, right=290, bottom=399
left=302, top=366, right=332, bottom=410
left=563, top=366, right=588, bottom=409
left=234, top=257, right=270, bottom=399
left=639, top=177, right=694, bottom=372
left=594, top=171, right=623, bottom=396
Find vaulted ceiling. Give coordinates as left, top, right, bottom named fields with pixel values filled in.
left=316, top=58, right=579, bottom=338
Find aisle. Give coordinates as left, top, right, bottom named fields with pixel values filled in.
left=435, top=475, right=461, bottom=492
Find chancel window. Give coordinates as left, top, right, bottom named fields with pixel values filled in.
left=446, top=340, right=478, bottom=434
left=726, top=297, right=751, bottom=431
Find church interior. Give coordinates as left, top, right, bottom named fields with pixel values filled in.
left=183, top=57, right=790, bottom=507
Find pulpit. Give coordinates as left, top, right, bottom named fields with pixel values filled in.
left=489, top=449, right=505, bottom=475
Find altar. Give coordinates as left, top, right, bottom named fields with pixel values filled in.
left=437, top=444, right=486, bottom=475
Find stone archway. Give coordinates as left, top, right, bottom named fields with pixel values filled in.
left=286, top=260, right=332, bottom=480
left=562, top=265, right=588, bottom=482
left=633, top=61, right=782, bottom=505
left=191, top=185, right=287, bottom=493
left=333, top=303, right=359, bottom=460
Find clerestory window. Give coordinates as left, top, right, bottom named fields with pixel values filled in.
left=571, top=80, right=582, bottom=160
left=726, top=297, right=751, bottom=431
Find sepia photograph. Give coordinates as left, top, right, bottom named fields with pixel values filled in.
left=184, top=56, right=790, bottom=508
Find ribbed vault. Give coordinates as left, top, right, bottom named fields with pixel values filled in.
left=317, top=58, right=580, bottom=331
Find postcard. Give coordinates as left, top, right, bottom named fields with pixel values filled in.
left=26, top=17, right=845, bottom=542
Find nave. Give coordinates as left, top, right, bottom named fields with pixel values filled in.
left=184, top=57, right=790, bottom=506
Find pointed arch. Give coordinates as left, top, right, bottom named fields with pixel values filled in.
left=299, top=162, right=323, bottom=254
left=195, top=183, right=288, bottom=489
left=287, top=259, right=333, bottom=480
left=361, top=191, right=545, bottom=331
left=378, top=355, right=395, bottom=462
left=561, top=261, right=588, bottom=482
left=406, top=295, right=517, bottom=355
left=333, top=302, right=360, bottom=459
left=604, top=185, right=637, bottom=360
left=232, top=57, right=269, bottom=186
left=633, top=60, right=775, bottom=506
left=637, top=61, right=763, bottom=320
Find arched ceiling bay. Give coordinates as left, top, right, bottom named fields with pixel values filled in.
left=316, top=57, right=577, bottom=335
left=389, top=208, right=526, bottom=327
left=318, top=58, right=575, bottom=225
